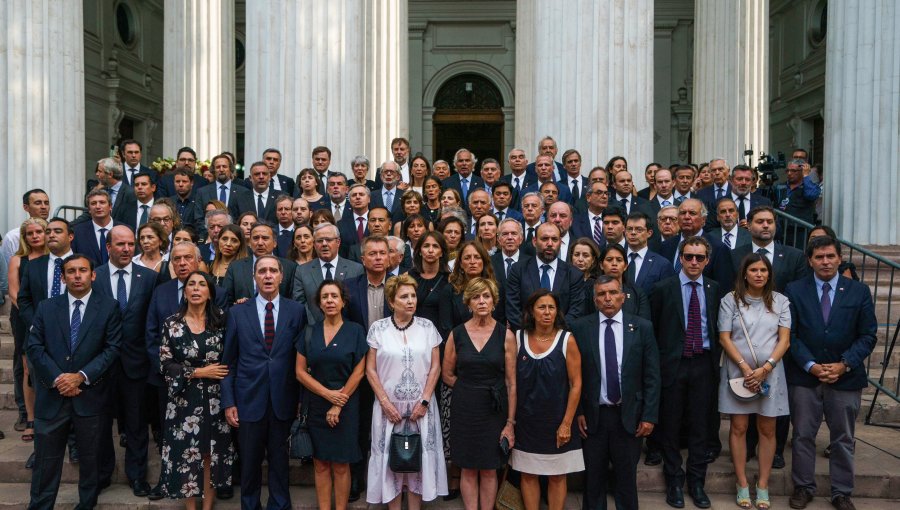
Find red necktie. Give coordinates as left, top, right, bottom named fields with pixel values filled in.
left=264, top=302, right=275, bottom=352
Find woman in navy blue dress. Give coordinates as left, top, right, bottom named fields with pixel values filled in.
left=296, top=280, right=369, bottom=510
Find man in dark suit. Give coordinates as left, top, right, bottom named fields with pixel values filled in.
left=574, top=275, right=661, bottom=510
left=649, top=237, right=721, bottom=509
left=93, top=226, right=157, bottom=496
left=672, top=165, right=697, bottom=204
left=72, top=190, right=126, bottom=266
left=506, top=222, right=585, bottom=331
left=521, top=154, right=573, bottom=205
left=154, top=147, right=207, bottom=199
left=491, top=218, right=524, bottom=289
left=524, top=136, right=564, bottom=181
left=325, top=173, right=352, bottom=223
left=611, top=171, right=655, bottom=226
left=169, top=168, right=204, bottom=232
left=499, top=148, right=536, bottom=211
left=260, top=148, right=296, bottom=196
left=560, top=149, right=590, bottom=209
left=519, top=192, right=545, bottom=258
left=695, top=158, right=731, bottom=213
left=247, top=161, right=282, bottom=223
left=371, top=161, right=407, bottom=220
left=199, top=209, right=232, bottom=264
left=705, top=165, right=773, bottom=230
left=784, top=237, right=877, bottom=510
left=491, top=182, right=524, bottom=223
left=91, top=157, right=134, bottom=225
left=442, top=148, right=485, bottom=205
left=708, top=198, right=751, bottom=250
left=26, top=254, right=122, bottom=509
left=116, top=171, right=158, bottom=230
left=347, top=207, right=393, bottom=264
left=223, top=256, right=306, bottom=510
left=646, top=168, right=677, bottom=218
left=19, top=218, right=75, bottom=329
left=373, top=138, right=411, bottom=187
left=195, top=153, right=255, bottom=220
left=337, top=183, right=372, bottom=254
left=223, top=223, right=297, bottom=303
left=311, top=146, right=336, bottom=195
left=274, top=195, right=297, bottom=258
left=120, top=139, right=158, bottom=186
left=624, top=211, right=676, bottom=295
left=571, top=181, right=610, bottom=250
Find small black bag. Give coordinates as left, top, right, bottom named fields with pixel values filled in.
left=388, top=417, right=422, bottom=473
left=289, top=408, right=313, bottom=461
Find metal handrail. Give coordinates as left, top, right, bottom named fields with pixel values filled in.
left=773, top=209, right=900, bottom=427
left=52, top=205, right=87, bottom=222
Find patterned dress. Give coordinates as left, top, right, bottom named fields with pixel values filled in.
left=159, top=315, right=235, bottom=499
left=366, top=317, right=448, bottom=503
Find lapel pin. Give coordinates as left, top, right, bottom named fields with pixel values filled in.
left=839, top=287, right=844, bottom=292
left=627, top=323, right=635, bottom=332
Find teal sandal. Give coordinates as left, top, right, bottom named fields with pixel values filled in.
left=736, top=484, right=752, bottom=509
left=755, top=485, right=770, bottom=510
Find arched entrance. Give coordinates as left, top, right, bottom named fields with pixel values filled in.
left=432, top=73, right=504, bottom=165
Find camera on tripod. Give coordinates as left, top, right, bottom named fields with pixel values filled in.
left=743, top=147, right=785, bottom=190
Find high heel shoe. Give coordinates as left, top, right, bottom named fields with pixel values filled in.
left=755, top=485, right=770, bottom=510
left=736, top=484, right=752, bottom=509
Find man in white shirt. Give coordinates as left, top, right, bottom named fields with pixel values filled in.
left=491, top=218, right=524, bottom=285
left=547, top=201, right=575, bottom=261
left=326, top=173, right=350, bottom=221
left=709, top=198, right=748, bottom=250
left=1, top=189, right=51, bottom=264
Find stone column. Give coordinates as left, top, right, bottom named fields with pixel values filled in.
left=245, top=0, right=407, bottom=178
left=691, top=0, right=768, bottom=164
left=0, top=0, right=85, bottom=231
left=515, top=0, right=654, bottom=183
left=824, top=1, right=900, bottom=245
left=163, top=0, right=235, bottom=160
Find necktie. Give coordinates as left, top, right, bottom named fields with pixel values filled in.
left=505, top=257, right=514, bottom=276
left=723, top=232, right=733, bottom=248
left=264, top=301, right=275, bottom=352
left=460, top=178, right=469, bottom=202
left=527, top=226, right=535, bottom=243
left=628, top=252, right=639, bottom=281
left=323, top=262, right=334, bottom=280
left=737, top=195, right=747, bottom=220
left=139, top=204, right=149, bottom=226
left=821, top=282, right=832, bottom=323
left=593, top=217, right=603, bottom=246
left=757, top=247, right=769, bottom=259
left=662, top=199, right=672, bottom=207
left=107, top=187, right=117, bottom=206
left=620, top=198, right=628, bottom=212
left=99, top=228, right=109, bottom=264
left=571, top=179, right=580, bottom=201
left=496, top=210, right=504, bottom=222
left=674, top=255, right=682, bottom=272
left=675, top=195, right=685, bottom=205
left=257, top=193, right=266, bottom=217
left=219, top=185, right=227, bottom=203
left=385, top=190, right=394, bottom=211
left=716, top=187, right=725, bottom=200
left=51, top=258, right=63, bottom=297
left=603, top=318, right=621, bottom=404
left=333, top=204, right=342, bottom=222
left=514, top=177, right=521, bottom=196
left=70, top=300, right=83, bottom=352
left=540, top=264, right=552, bottom=290
left=129, top=168, right=137, bottom=186
left=115, top=269, right=128, bottom=312
left=683, top=281, right=703, bottom=357
left=179, top=285, right=185, bottom=306
left=357, top=218, right=365, bottom=242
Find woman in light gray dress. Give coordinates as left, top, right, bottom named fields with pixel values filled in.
left=718, top=253, right=791, bottom=510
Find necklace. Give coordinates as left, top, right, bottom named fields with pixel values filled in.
left=391, top=315, right=414, bottom=332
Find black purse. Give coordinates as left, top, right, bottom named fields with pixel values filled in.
left=388, top=416, right=422, bottom=473
left=289, top=407, right=313, bottom=461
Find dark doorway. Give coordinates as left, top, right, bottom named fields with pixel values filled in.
left=432, top=74, right=504, bottom=169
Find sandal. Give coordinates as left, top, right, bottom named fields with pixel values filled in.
left=755, top=485, right=770, bottom=510
left=21, top=422, right=34, bottom=442
left=736, top=484, right=752, bottom=509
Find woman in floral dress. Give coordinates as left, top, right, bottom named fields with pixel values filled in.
left=159, top=271, right=235, bottom=509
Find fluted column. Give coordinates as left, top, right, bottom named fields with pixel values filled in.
left=163, top=0, right=235, bottom=159
left=0, top=0, right=84, bottom=231
left=691, top=0, right=768, bottom=164
left=515, top=0, right=654, bottom=179
left=824, top=1, right=900, bottom=245
left=245, top=0, right=407, bottom=177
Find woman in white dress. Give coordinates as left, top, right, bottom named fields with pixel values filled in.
left=365, top=274, right=447, bottom=508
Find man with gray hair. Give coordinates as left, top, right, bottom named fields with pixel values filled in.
left=524, top=135, right=564, bottom=181
left=491, top=217, right=525, bottom=287
left=371, top=161, right=404, bottom=217
left=442, top=148, right=485, bottom=206
left=95, top=157, right=128, bottom=208
left=199, top=208, right=233, bottom=263
left=500, top=147, right=537, bottom=209
left=386, top=235, right=410, bottom=276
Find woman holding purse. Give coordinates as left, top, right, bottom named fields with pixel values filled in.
left=718, top=254, right=791, bottom=510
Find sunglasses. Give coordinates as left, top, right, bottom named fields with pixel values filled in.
left=681, top=253, right=707, bottom=262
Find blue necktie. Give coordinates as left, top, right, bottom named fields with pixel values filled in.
left=505, top=257, right=514, bottom=276
left=603, top=318, right=621, bottom=404
left=115, top=269, right=128, bottom=312
left=219, top=184, right=227, bottom=203
left=540, top=263, right=552, bottom=290
left=821, top=282, right=832, bottom=323
left=461, top=178, right=469, bottom=202
left=385, top=190, right=394, bottom=211
left=716, top=187, right=725, bottom=200
left=51, top=258, right=63, bottom=297
left=99, top=228, right=109, bottom=264
left=70, top=300, right=83, bottom=352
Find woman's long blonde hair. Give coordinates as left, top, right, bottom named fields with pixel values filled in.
left=14, top=218, right=49, bottom=258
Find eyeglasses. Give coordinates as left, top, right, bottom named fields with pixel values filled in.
left=590, top=190, right=609, bottom=196
left=659, top=217, right=678, bottom=223
left=314, top=237, right=338, bottom=244
left=177, top=157, right=196, bottom=163
left=681, top=253, right=707, bottom=262
left=625, top=227, right=646, bottom=233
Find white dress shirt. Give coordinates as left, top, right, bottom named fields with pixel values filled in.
left=655, top=194, right=674, bottom=207
left=598, top=310, right=624, bottom=405
left=319, top=256, right=341, bottom=280
left=559, top=232, right=571, bottom=262
left=255, top=293, right=281, bottom=336
left=136, top=198, right=154, bottom=227
left=501, top=250, right=520, bottom=276
left=751, top=240, right=776, bottom=265
left=721, top=225, right=741, bottom=250
left=107, top=262, right=133, bottom=300
left=534, top=257, right=559, bottom=286
left=92, top=220, right=114, bottom=251
left=627, top=246, right=648, bottom=280
left=217, top=180, right=234, bottom=206
left=66, top=290, right=94, bottom=384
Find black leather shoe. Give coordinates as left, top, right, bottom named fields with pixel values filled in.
left=831, top=495, right=857, bottom=510
left=25, top=452, right=35, bottom=469
left=98, top=479, right=111, bottom=493
left=665, top=485, right=685, bottom=508
left=68, top=448, right=79, bottom=464
left=119, top=434, right=127, bottom=448
left=131, top=480, right=151, bottom=497
left=689, top=486, right=711, bottom=508
left=772, top=453, right=786, bottom=469
left=147, top=484, right=165, bottom=501
left=217, top=486, right=234, bottom=500
left=645, top=450, right=663, bottom=466
left=789, top=487, right=814, bottom=509
left=702, top=450, right=719, bottom=464
left=443, top=489, right=461, bottom=501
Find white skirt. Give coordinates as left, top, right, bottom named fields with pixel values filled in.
left=509, top=448, right=585, bottom=476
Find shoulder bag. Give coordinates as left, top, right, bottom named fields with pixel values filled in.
left=728, top=300, right=765, bottom=402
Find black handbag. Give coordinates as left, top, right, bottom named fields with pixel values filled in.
left=388, top=416, right=422, bottom=473
left=289, top=405, right=313, bottom=461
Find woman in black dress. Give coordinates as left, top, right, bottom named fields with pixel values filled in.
left=159, top=271, right=234, bottom=508
left=409, top=231, right=451, bottom=333
left=208, top=224, right=247, bottom=287
left=441, top=240, right=506, bottom=333
left=442, top=277, right=517, bottom=510
left=296, top=280, right=368, bottom=510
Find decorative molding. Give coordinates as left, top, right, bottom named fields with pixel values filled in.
left=423, top=60, right=514, bottom=108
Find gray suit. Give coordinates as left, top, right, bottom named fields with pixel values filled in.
left=291, top=257, right=364, bottom=325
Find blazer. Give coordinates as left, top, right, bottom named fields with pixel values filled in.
left=625, top=249, right=676, bottom=296
left=709, top=227, right=752, bottom=251
left=92, top=263, right=158, bottom=379
left=244, top=174, right=296, bottom=198
left=17, top=254, right=53, bottom=328
left=559, top=174, right=590, bottom=204
left=730, top=243, right=808, bottom=292
left=524, top=161, right=564, bottom=182
left=704, top=191, right=773, bottom=229
left=491, top=208, right=524, bottom=224
left=369, top=188, right=407, bottom=220
left=291, top=257, right=365, bottom=325
left=490, top=251, right=520, bottom=290
left=659, top=233, right=735, bottom=295
left=173, top=196, right=205, bottom=233
left=71, top=220, right=128, bottom=266
left=247, top=188, right=281, bottom=224
left=571, top=312, right=661, bottom=434
left=110, top=183, right=136, bottom=225
left=222, top=256, right=297, bottom=304
left=336, top=207, right=366, bottom=252
left=123, top=164, right=159, bottom=186
left=344, top=272, right=391, bottom=328
left=521, top=179, right=574, bottom=205
left=499, top=172, right=538, bottom=210
left=155, top=172, right=207, bottom=200
left=275, top=225, right=295, bottom=258
left=784, top=275, right=877, bottom=391
left=695, top=183, right=732, bottom=210
left=195, top=181, right=256, bottom=220
left=648, top=275, right=721, bottom=386
left=505, top=256, right=586, bottom=331
left=636, top=186, right=653, bottom=200
left=144, top=278, right=228, bottom=386
left=221, top=297, right=306, bottom=422
left=570, top=212, right=607, bottom=247
left=442, top=173, right=485, bottom=203
left=26, top=292, right=123, bottom=419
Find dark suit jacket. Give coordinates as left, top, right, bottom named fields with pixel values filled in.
left=155, top=172, right=207, bottom=200
left=649, top=275, right=721, bottom=386
left=708, top=227, right=751, bottom=251
left=659, top=233, right=735, bottom=295
left=18, top=255, right=53, bottom=328
left=696, top=183, right=732, bottom=211
left=72, top=220, right=127, bottom=266
left=244, top=174, right=296, bottom=197
left=730, top=243, right=808, bottom=292
left=110, top=183, right=136, bottom=225
left=221, top=297, right=306, bottom=422
left=490, top=251, right=520, bottom=290
left=560, top=175, right=590, bottom=206
left=521, top=179, right=574, bottom=205
left=123, top=164, right=159, bottom=186
left=370, top=187, right=407, bottom=220
left=275, top=226, right=295, bottom=258
left=291, top=257, right=365, bottom=324
left=248, top=188, right=281, bottom=224
left=506, top=257, right=585, bottom=331
left=637, top=186, right=652, bottom=200
left=26, top=292, right=122, bottom=419
left=572, top=312, right=661, bottom=434
left=195, top=181, right=255, bottom=220
left=92, top=263, right=158, bottom=379
left=222, top=256, right=297, bottom=304
left=499, top=172, right=538, bottom=210
left=336, top=207, right=365, bottom=251
left=525, top=161, right=564, bottom=181
left=625, top=249, right=676, bottom=296
left=704, top=191, right=772, bottom=229
left=492, top=207, right=524, bottom=223
left=570, top=212, right=607, bottom=247
left=784, top=275, right=877, bottom=391
left=173, top=196, right=205, bottom=233
left=344, top=273, right=391, bottom=328
left=442, top=173, right=485, bottom=199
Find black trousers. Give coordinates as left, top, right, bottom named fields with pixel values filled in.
left=582, top=406, right=641, bottom=510
left=239, top=403, right=293, bottom=510
left=99, top=373, right=149, bottom=483
left=352, top=379, right=375, bottom=487
left=659, top=352, right=715, bottom=488
left=29, top=400, right=103, bottom=510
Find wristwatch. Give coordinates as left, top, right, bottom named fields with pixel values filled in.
left=421, top=399, right=429, bottom=407
left=766, top=358, right=777, bottom=369
left=841, top=358, right=851, bottom=372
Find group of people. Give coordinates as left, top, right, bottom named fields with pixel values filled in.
left=0, top=136, right=875, bottom=510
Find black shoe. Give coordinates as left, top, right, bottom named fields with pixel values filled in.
left=443, top=489, right=461, bottom=501
left=665, top=485, right=685, bottom=508
left=645, top=450, right=663, bottom=466
left=789, top=487, right=814, bottom=509
left=216, top=486, right=234, bottom=500
left=14, top=416, right=27, bottom=432
left=702, top=450, right=719, bottom=464
left=831, top=495, right=857, bottom=510
left=98, top=479, right=111, bottom=492
left=348, top=490, right=361, bottom=503
left=147, top=484, right=165, bottom=501
left=68, top=448, right=79, bottom=464
left=119, top=434, right=127, bottom=448
left=25, top=452, right=35, bottom=469
left=0, top=430, right=4, bottom=440
left=130, top=479, right=151, bottom=497
left=772, top=453, right=786, bottom=469
left=689, top=486, right=711, bottom=508
left=349, top=476, right=361, bottom=502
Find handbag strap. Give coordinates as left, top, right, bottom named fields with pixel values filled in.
left=734, top=295, right=761, bottom=369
